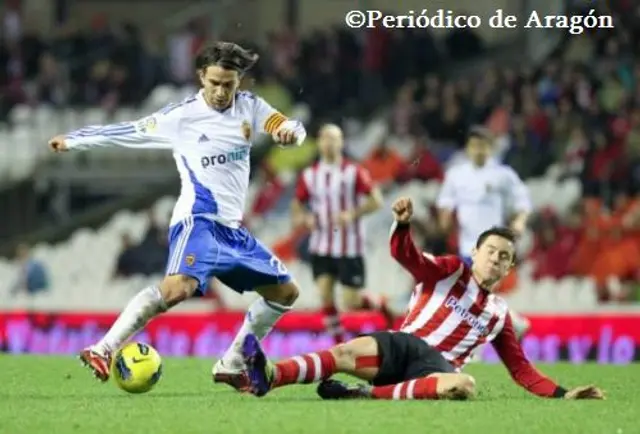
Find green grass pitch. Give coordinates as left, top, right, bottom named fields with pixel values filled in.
left=0, top=356, right=637, bottom=434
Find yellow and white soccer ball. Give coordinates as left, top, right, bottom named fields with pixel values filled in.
left=111, top=342, right=163, bottom=394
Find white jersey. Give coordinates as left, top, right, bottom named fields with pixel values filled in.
left=436, top=160, right=531, bottom=256
left=65, top=90, right=306, bottom=228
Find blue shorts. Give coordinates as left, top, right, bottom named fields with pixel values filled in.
left=165, top=216, right=291, bottom=295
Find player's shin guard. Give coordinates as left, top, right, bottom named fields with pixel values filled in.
left=272, top=350, right=337, bottom=388
left=371, top=376, right=439, bottom=400
left=96, top=286, right=167, bottom=354
left=222, top=298, right=290, bottom=368
left=322, top=305, right=345, bottom=344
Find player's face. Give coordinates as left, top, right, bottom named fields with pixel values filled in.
left=471, top=235, right=515, bottom=287
left=466, top=137, right=493, bottom=166
left=318, top=125, right=344, bottom=160
left=199, top=65, right=240, bottom=110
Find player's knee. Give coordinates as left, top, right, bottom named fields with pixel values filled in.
left=258, top=281, right=299, bottom=306
left=441, top=374, right=476, bottom=400
left=159, top=275, right=198, bottom=306
left=282, top=283, right=300, bottom=305
left=329, top=342, right=357, bottom=367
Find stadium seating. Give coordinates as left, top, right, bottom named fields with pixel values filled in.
left=0, top=172, right=599, bottom=313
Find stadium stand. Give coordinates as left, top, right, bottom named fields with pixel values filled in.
left=2, top=0, right=640, bottom=315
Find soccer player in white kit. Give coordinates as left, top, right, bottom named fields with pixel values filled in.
left=436, top=127, right=532, bottom=338
left=47, top=42, right=306, bottom=391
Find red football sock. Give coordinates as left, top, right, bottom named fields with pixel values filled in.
left=322, top=305, right=345, bottom=344
left=371, top=376, right=439, bottom=400
left=273, top=350, right=337, bottom=388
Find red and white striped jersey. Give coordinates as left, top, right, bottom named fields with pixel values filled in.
left=295, top=160, right=374, bottom=258
left=389, top=221, right=564, bottom=398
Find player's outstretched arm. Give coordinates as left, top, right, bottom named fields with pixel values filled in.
left=47, top=109, right=179, bottom=153
left=389, top=197, right=446, bottom=281
left=492, top=314, right=605, bottom=400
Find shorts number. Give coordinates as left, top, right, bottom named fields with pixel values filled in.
left=269, top=256, right=288, bottom=275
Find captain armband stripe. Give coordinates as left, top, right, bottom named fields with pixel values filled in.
left=264, top=112, right=288, bottom=134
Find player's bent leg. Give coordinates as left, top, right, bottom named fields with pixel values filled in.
left=255, top=280, right=300, bottom=306
left=329, top=336, right=381, bottom=380
left=80, top=275, right=198, bottom=382
left=215, top=281, right=299, bottom=390
left=159, top=274, right=200, bottom=306
left=365, top=373, right=475, bottom=401
left=242, top=334, right=380, bottom=397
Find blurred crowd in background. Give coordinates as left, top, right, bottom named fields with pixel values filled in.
left=6, top=0, right=640, bottom=304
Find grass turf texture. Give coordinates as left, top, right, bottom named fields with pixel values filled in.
left=0, top=356, right=635, bottom=434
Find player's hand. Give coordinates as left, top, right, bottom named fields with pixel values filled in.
left=294, top=213, right=315, bottom=231
left=564, top=385, right=605, bottom=400
left=303, top=213, right=316, bottom=230
left=273, top=128, right=297, bottom=146
left=392, top=197, right=413, bottom=223
left=334, top=210, right=355, bottom=227
left=48, top=135, right=68, bottom=153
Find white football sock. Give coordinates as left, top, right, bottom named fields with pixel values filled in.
left=221, top=297, right=290, bottom=369
left=95, top=286, right=167, bottom=355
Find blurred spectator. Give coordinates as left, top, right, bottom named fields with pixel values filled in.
left=396, top=137, right=444, bottom=183
left=114, top=233, right=142, bottom=278
left=11, top=243, right=49, bottom=295
left=530, top=209, right=581, bottom=280
left=113, top=212, right=168, bottom=279
left=244, top=164, right=287, bottom=228
left=361, top=141, right=406, bottom=191
left=253, top=73, right=293, bottom=115
left=503, top=115, right=549, bottom=179
left=32, top=52, right=68, bottom=106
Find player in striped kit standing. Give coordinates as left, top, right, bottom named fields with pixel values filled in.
left=239, top=197, right=604, bottom=401
left=292, top=124, right=392, bottom=343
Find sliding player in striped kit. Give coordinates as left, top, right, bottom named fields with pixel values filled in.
left=239, top=197, right=604, bottom=401
left=48, top=41, right=306, bottom=391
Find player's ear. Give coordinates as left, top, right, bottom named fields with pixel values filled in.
left=197, top=68, right=206, bottom=85
left=470, top=247, right=478, bottom=259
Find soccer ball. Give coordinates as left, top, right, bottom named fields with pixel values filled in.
left=111, top=342, right=163, bottom=394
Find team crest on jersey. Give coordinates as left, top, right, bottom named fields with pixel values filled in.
left=241, top=120, right=251, bottom=140
left=137, top=116, right=157, bottom=133
left=185, top=254, right=195, bottom=266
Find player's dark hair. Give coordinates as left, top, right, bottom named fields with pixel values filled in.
left=194, top=41, right=259, bottom=74
left=475, top=226, right=517, bottom=263
left=467, top=125, right=494, bottom=144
